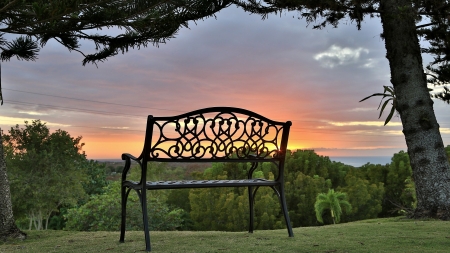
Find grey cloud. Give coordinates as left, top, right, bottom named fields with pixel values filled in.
left=314, top=45, right=370, bottom=68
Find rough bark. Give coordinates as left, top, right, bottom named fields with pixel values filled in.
left=0, top=128, right=26, bottom=241
left=380, top=0, right=450, bottom=219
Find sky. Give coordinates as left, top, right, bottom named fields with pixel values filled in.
left=1, top=7, right=449, bottom=160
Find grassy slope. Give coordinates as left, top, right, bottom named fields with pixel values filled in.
left=1, top=217, right=450, bottom=253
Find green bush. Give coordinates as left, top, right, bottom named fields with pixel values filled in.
left=65, top=181, right=184, bottom=231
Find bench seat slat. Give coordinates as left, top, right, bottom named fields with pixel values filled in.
left=124, top=178, right=276, bottom=190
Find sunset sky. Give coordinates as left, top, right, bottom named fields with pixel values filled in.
left=1, top=8, right=449, bottom=160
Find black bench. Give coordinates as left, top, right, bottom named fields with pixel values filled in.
left=119, top=107, right=294, bottom=251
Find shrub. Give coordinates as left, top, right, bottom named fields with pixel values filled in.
left=65, top=181, right=184, bottom=231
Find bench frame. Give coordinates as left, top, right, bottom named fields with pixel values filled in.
left=119, top=107, right=294, bottom=251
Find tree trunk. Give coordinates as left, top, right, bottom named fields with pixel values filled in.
left=380, top=0, right=450, bottom=219
left=37, top=211, right=42, bottom=230
left=28, top=216, right=32, bottom=231
left=330, top=209, right=335, bottom=224
left=45, top=210, right=52, bottom=230
left=0, top=127, right=26, bottom=240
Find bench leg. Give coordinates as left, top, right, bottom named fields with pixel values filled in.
left=247, top=186, right=254, bottom=234
left=278, top=185, right=294, bottom=237
left=140, top=188, right=151, bottom=252
left=120, top=185, right=130, bottom=243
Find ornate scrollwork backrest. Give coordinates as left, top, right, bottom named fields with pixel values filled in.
left=145, top=108, right=291, bottom=161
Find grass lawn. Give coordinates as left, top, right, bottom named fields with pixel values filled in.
left=1, top=217, right=450, bottom=252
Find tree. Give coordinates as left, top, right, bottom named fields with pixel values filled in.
left=339, top=170, right=384, bottom=221
left=314, top=189, right=351, bottom=224
left=80, top=160, right=109, bottom=197
left=0, top=0, right=232, bottom=68
left=385, top=151, right=415, bottom=214
left=189, top=163, right=246, bottom=231
left=0, top=0, right=231, bottom=240
left=0, top=129, right=26, bottom=240
left=3, top=120, right=87, bottom=230
left=286, top=173, right=331, bottom=226
left=232, top=0, right=450, bottom=219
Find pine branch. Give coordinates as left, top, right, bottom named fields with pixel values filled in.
left=0, top=36, right=38, bottom=61
left=416, top=22, right=439, bottom=29
left=0, top=0, right=20, bottom=13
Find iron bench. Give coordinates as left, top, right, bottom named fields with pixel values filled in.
left=119, top=107, right=294, bottom=251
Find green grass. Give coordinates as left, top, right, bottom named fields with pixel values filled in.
left=1, top=217, right=450, bottom=252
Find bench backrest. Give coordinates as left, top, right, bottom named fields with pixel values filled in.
left=140, top=107, right=291, bottom=163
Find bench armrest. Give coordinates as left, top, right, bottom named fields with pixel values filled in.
left=122, top=153, right=140, bottom=162
left=121, top=153, right=141, bottom=181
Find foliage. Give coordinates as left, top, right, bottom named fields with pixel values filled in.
left=283, top=150, right=343, bottom=226
left=43, top=160, right=109, bottom=230
left=80, top=159, right=109, bottom=197
left=46, top=206, right=70, bottom=230
left=351, top=152, right=417, bottom=217
left=0, top=0, right=232, bottom=65
left=166, top=189, right=195, bottom=230
left=284, top=150, right=333, bottom=180
left=285, top=172, right=331, bottom=226
left=359, top=86, right=398, bottom=125
left=175, top=149, right=425, bottom=230
left=167, top=189, right=192, bottom=213
left=420, top=7, right=450, bottom=104
left=103, top=162, right=123, bottom=175
left=65, top=181, right=184, bottom=231
left=385, top=151, right=416, bottom=214
left=188, top=162, right=283, bottom=231
left=339, top=170, right=384, bottom=221
left=314, top=189, right=351, bottom=224
left=3, top=120, right=86, bottom=230
left=189, top=163, right=249, bottom=231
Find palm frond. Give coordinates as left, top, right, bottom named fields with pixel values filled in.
left=359, top=86, right=398, bottom=125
